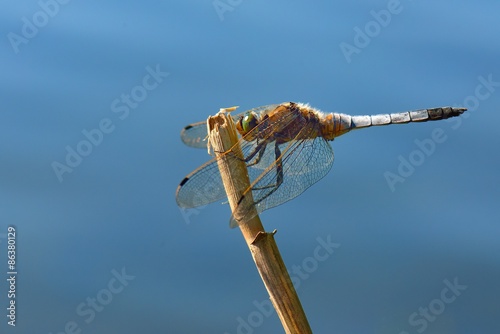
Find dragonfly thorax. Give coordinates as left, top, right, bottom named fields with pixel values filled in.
left=236, top=102, right=326, bottom=144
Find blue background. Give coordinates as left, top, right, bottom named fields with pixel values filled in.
left=1, top=1, right=499, bottom=333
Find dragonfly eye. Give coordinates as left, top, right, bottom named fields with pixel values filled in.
left=241, top=112, right=258, bottom=134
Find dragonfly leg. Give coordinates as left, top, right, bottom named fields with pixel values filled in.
left=226, top=139, right=268, bottom=166
left=245, top=141, right=268, bottom=167
left=238, top=144, right=283, bottom=210
left=221, top=139, right=266, bottom=166
left=247, top=142, right=284, bottom=201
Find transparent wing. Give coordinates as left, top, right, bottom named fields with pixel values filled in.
left=175, top=156, right=227, bottom=208
left=176, top=104, right=298, bottom=209
left=180, top=121, right=209, bottom=148
left=229, top=125, right=334, bottom=227
left=180, top=104, right=279, bottom=149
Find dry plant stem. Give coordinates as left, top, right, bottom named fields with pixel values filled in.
left=207, top=111, right=312, bottom=334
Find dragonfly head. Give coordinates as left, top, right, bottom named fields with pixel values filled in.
left=236, top=112, right=259, bottom=137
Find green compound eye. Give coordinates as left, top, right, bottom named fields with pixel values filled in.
left=241, top=113, right=258, bottom=133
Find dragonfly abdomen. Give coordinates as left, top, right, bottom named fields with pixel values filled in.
left=321, top=107, right=466, bottom=140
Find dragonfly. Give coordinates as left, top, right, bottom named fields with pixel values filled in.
left=176, top=102, right=466, bottom=227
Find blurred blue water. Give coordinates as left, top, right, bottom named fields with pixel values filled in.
left=1, top=1, right=499, bottom=333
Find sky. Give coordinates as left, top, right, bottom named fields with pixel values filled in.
left=1, top=1, right=499, bottom=333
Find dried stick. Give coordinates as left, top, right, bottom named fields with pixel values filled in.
left=207, top=110, right=312, bottom=334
